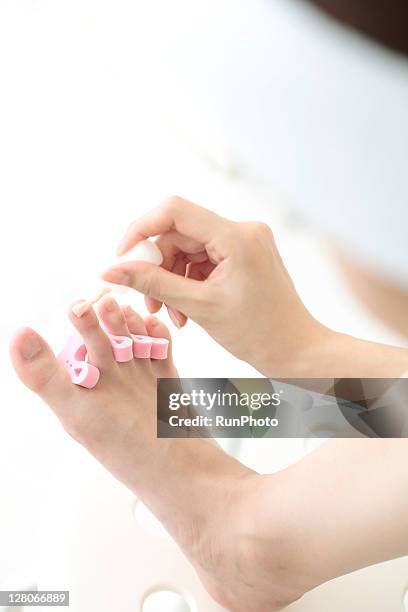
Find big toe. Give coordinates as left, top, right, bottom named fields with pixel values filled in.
left=10, top=327, right=74, bottom=410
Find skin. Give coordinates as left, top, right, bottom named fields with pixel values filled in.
left=335, top=248, right=408, bottom=339
left=102, top=196, right=408, bottom=378
left=9, top=196, right=408, bottom=611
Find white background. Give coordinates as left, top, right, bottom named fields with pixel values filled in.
left=0, top=0, right=406, bottom=595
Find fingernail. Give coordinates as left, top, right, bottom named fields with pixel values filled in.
left=116, top=236, right=127, bottom=256
left=21, top=335, right=42, bottom=360
left=167, top=307, right=181, bottom=329
left=100, top=269, right=130, bottom=286
left=175, top=312, right=185, bottom=328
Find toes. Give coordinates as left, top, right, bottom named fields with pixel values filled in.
left=95, top=297, right=135, bottom=367
left=69, top=301, right=116, bottom=370
left=144, top=315, right=178, bottom=377
left=121, top=305, right=148, bottom=336
left=96, top=296, right=131, bottom=337
left=10, top=327, right=75, bottom=412
left=121, top=305, right=152, bottom=371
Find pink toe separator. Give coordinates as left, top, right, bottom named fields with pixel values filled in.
left=150, top=337, right=169, bottom=360
left=131, top=334, right=168, bottom=359
left=59, top=331, right=170, bottom=388
left=131, top=334, right=153, bottom=358
left=57, top=332, right=100, bottom=389
left=107, top=334, right=134, bottom=362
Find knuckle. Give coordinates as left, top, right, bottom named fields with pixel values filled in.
left=244, top=221, right=273, bottom=238
left=139, top=272, right=162, bottom=300
left=223, top=221, right=240, bottom=241
left=239, top=223, right=275, bottom=259
left=32, top=365, right=65, bottom=397
left=137, top=274, right=151, bottom=295
left=211, top=222, right=240, bottom=256
left=257, top=221, right=273, bottom=237
left=162, top=195, right=184, bottom=214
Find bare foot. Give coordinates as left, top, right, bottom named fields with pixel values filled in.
left=9, top=299, right=306, bottom=612
left=9, top=298, right=178, bottom=488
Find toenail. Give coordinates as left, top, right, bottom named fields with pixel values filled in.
left=122, top=305, right=133, bottom=316
left=21, top=336, right=42, bottom=360
left=103, top=298, right=117, bottom=312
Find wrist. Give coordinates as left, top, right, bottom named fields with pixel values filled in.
left=255, top=314, right=408, bottom=378
left=253, top=317, right=336, bottom=378
left=265, top=326, right=408, bottom=378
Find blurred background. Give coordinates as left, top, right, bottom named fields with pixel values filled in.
left=0, top=0, right=407, bottom=609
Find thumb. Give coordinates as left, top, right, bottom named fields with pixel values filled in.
left=101, top=261, right=203, bottom=315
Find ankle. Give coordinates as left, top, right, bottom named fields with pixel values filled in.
left=236, top=474, right=318, bottom=603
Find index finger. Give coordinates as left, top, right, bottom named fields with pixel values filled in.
left=116, top=196, right=229, bottom=256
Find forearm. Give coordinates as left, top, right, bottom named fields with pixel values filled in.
left=310, top=330, right=408, bottom=378
left=259, top=322, right=408, bottom=378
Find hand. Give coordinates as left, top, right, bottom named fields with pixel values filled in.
left=101, top=196, right=324, bottom=376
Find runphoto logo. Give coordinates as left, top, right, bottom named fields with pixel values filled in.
left=168, top=389, right=283, bottom=411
